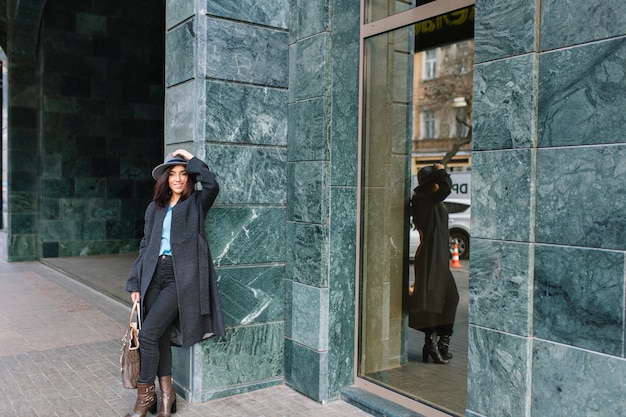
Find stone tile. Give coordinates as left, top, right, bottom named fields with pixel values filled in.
left=208, top=207, right=286, bottom=266
left=166, top=0, right=195, bottom=30
left=289, top=33, right=330, bottom=102
left=474, top=0, right=536, bottom=63
left=540, top=0, right=626, bottom=51
left=473, top=54, right=535, bottom=151
left=286, top=221, right=327, bottom=287
left=532, top=340, right=626, bottom=416
left=291, top=282, right=329, bottom=350
left=165, top=20, right=195, bottom=87
left=469, top=239, right=532, bottom=336
left=287, top=161, right=329, bottom=224
left=289, top=0, right=329, bottom=42
left=536, top=145, right=626, bottom=250
left=467, top=326, right=530, bottom=417
left=205, top=17, right=288, bottom=87
left=206, top=80, right=288, bottom=146
left=471, top=149, right=533, bottom=241
left=538, top=38, right=626, bottom=147
left=534, top=244, right=624, bottom=355
left=206, top=144, right=287, bottom=205
left=209, top=0, right=288, bottom=29
left=288, top=97, right=330, bottom=162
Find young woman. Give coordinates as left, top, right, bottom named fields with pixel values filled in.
left=124, top=149, right=225, bottom=417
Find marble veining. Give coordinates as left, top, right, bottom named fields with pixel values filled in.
left=289, top=0, right=329, bottom=42
left=538, top=38, right=626, bottom=147
left=532, top=340, right=626, bottom=416
left=473, top=0, right=535, bottom=63
left=287, top=161, right=329, bottom=224
left=208, top=0, right=288, bottom=29
left=540, top=0, right=626, bottom=51
left=470, top=150, right=533, bottom=241
left=205, top=17, right=288, bottom=87
left=207, top=207, right=286, bottom=266
left=289, top=33, right=330, bottom=103
left=217, top=264, right=284, bottom=326
left=166, top=0, right=194, bottom=30
left=473, top=54, right=535, bottom=151
left=291, top=282, right=329, bottom=351
left=536, top=145, right=626, bottom=250
left=286, top=222, right=328, bottom=287
left=165, top=20, right=195, bottom=87
left=204, top=144, right=286, bottom=205
left=467, top=326, right=530, bottom=417
left=469, top=239, right=532, bottom=336
left=534, top=244, right=624, bottom=356
left=205, top=81, right=287, bottom=146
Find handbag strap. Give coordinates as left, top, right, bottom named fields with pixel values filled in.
left=129, top=300, right=142, bottom=330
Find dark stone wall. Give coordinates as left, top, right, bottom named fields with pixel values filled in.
left=38, top=0, right=164, bottom=257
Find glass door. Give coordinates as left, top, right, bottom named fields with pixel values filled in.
left=357, top=3, right=474, bottom=416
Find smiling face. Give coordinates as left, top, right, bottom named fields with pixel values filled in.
left=168, top=165, right=188, bottom=199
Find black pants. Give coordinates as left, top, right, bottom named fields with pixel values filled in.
left=138, top=256, right=179, bottom=383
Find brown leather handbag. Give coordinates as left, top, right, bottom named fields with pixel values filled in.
left=120, top=301, right=141, bottom=389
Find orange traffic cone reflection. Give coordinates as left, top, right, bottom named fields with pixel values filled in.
left=450, top=244, right=462, bottom=268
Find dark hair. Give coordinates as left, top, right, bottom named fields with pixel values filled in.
left=153, top=165, right=195, bottom=209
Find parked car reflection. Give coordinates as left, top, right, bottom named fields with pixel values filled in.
left=409, top=198, right=471, bottom=260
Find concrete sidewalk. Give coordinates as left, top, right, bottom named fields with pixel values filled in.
left=0, top=258, right=371, bottom=417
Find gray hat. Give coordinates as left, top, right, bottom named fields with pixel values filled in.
left=151, top=153, right=188, bottom=180
left=417, top=165, right=437, bottom=185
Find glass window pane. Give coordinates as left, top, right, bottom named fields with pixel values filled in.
left=359, top=6, right=474, bottom=416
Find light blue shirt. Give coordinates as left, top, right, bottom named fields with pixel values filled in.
left=159, top=206, right=173, bottom=256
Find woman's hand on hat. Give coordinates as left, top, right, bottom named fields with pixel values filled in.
left=173, top=149, right=193, bottom=161
left=433, top=163, right=444, bottom=170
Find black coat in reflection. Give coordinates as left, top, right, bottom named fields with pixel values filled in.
left=409, top=169, right=455, bottom=331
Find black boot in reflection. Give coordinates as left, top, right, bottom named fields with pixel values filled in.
left=422, top=332, right=449, bottom=364
left=438, top=334, right=453, bottom=360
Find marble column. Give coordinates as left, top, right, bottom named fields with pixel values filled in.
left=165, top=0, right=289, bottom=402
left=469, top=0, right=626, bottom=416
left=285, top=0, right=359, bottom=401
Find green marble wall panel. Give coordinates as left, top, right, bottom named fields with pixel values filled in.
left=284, top=338, right=328, bottom=401
left=327, top=186, right=357, bottom=397
left=205, top=17, right=288, bottom=87
left=289, top=33, right=330, bottom=102
left=12, top=215, right=37, bottom=234
left=205, top=144, right=286, bottom=205
left=205, top=81, right=287, bottom=146
left=538, top=38, right=626, bottom=147
left=540, top=0, right=626, bottom=52
left=473, top=54, right=535, bottom=151
left=165, top=81, right=195, bottom=143
left=207, top=207, right=286, bottom=266
left=474, top=0, right=535, bottom=63
left=532, top=340, right=626, bottom=416
left=467, top=326, right=531, bottom=417
left=166, top=21, right=195, bottom=87
left=189, top=323, right=283, bottom=402
left=471, top=149, right=533, bottom=241
left=329, top=0, right=359, bottom=187
left=469, top=239, right=532, bottom=336
left=289, top=0, right=329, bottom=42
left=166, top=0, right=195, bottom=29
left=217, top=264, right=285, bottom=327
left=288, top=97, right=330, bottom=162
left=286, top=222, right=327, bottom=287
left=536, top=145, right=626, bottom=250
left=291, top=282, right=329, bottom=350
left=287, top=161, right=329, bottom=224
left=8, top=235, right=37, bottom=261
left=534, top=245, right=624, bottom=356
left=208, top=0, right=288, bottom=29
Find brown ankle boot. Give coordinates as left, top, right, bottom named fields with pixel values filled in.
left=157, top=376, right=177, bottom=416
left=125, top=382, right=157, bottom=417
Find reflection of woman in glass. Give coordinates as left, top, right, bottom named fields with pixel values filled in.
left=409, top=163, right=459, bottom=364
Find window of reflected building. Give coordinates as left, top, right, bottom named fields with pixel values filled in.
left=358, top=3, right=474, bottom=416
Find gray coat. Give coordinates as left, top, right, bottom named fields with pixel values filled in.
left=125, top=157, right=225, bottom=347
